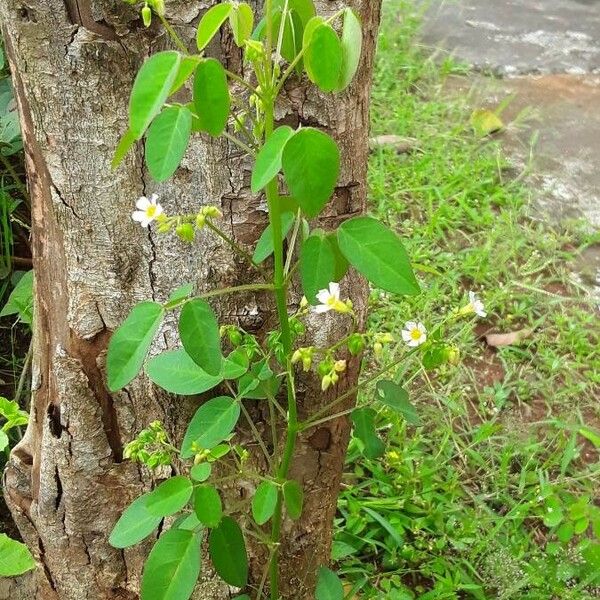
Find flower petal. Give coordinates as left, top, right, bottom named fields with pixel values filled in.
left=401, top=330, right=412, bottom=342
left=404, top=321, right=417, bottom=331
left=132, top=211, right=146, bottom=222
left=313, top=304, right=331, bottom=314
left=316, top=289, right=330, bottom=304
left=328, top=282, right=340, bottom=300
left=136, top=196, right=150, bottom=210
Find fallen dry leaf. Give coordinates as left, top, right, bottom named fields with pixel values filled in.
left=485, top=328, right=533, bottom=348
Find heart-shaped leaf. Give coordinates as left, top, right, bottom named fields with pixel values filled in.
left=282, top=128, right=340, bottom=218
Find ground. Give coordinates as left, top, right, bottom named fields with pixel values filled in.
left=336, top=1, right=600, bottom=598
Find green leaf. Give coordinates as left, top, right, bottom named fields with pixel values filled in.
left=337, top=217, right=420, bottom=296
left=283, top=480, right=303, bottom=520
left=181, top=396, right=240, bottom=457
left=179, top=298, right=222, bottom=376
left=146, top=105, right=193, bottom=182
left=0, top=269, right=33, bottom=324
left=362, top=506, right=404, bottom=548
left=327, top=233, right=349, bottom=281
left=193, top=485, right=223, bottom=528
left=251, top=481, right=278, bottom=525
left=253, top=211, right=296, bottom=263
left=276, top=0, right=316, bottom=26
left=169, top=55, right=203, bottom=95
left=222, top=349, right=250, bottom=379
left=304, top=24, right=342, bottom=92
left=107, top=301, right=163, bottom=391
left=146, top=476, right=194, bottom=518
left=146, top=349, right=223, bottom=396
left=274, top=9, right=303, bottom=65
left=300, top=233, right=337, bottom=305
left=208, top=516, right=248, bottom=588
left=282, top=128, right=340, bottom=218
left=375, top=380, right=421, bottom=425
left=129, top=51, right=182, bottom=139
left=112, top=128, right=137, bottom=169
left=0, top=534, right=35, bottom=577
left=336, top=8, right=362, bottom=91
left=302, top=16, right=324, bottom=48
left=196, top=2, right=233, bottom=51
left=251, top=125, right=294, bottom=193
left=190, top=462, right=212, bottom=482
left=0, top=430, right=8, bottom=452
left=315, top=566, right=344, bottom=600
left=229, top=3, right=254, bottom=46
left=579, top=426, right=600, bottom=448
left=192, top=58, right=230, bottom=137
left=165, top=283, right=195, bottom=308
left=140, top=528, right=201, bottom=600
left=109, top=493, right=162, bottom=548
left=351, top=408, right=385, bottom=459
left=556, top=521, right=575, bottom=543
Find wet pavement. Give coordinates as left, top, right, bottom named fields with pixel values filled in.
left=422, top=0, right=600, bottom=296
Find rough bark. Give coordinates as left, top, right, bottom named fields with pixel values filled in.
left=0, top=1, right=381, bottom=598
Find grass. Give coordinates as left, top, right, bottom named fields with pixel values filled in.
left=336, top=2, right=600, bottom=598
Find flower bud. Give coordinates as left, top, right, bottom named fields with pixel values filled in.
left=150, top=0, right=165, bottom=16
left=373, top=342, right=383, bottom=358
left=321, top=375, right=332, bottom=391
left=244, top=40, right=265, bottom=63
left=202, top=205, right=223, bottom=219
left=176, top=222, right=195, bottom=243
left=347, top=334, right=365, bottom=356
left=291, top=349, right=302, bottom=364
left=196, top=213, right=206, bottom=229
left=334, top=360, right=347, bottom=373
left=142, top=4, right=152, bottom=27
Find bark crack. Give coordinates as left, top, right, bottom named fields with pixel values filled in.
left=63, top=0, right=118, bottom=41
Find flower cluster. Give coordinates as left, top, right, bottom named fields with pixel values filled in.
left=132, top=195, right=224, bottom=243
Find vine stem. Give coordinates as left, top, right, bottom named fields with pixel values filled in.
left=158, top=15, right=189, bottom=54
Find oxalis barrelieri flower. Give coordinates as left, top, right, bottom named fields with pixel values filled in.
left=401, top=321, right=427, bottom=347
left=459, top=290, right=487, bottom=318
left=132, top=194, right=163, bottom=228
left=313, top=282, right=352, bottom=315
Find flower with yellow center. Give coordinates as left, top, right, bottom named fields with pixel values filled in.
left=132, top=194, right=163, bottom=228
left=401, top=321, right=427, bottom=347
left=459, top=290, right=487, bottom=318
left=313, top=282, right=352, bottom=314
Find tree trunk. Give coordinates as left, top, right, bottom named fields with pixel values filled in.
left=0, top=1, right=381, bottom=598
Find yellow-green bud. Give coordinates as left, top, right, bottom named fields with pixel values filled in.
left=202, top=205, right=223, bottom=219
left=176, top=222, right=195, bottom=243
left=374, top=342, right=383, bottom=358
left=245, top=40, right=265, bottom=62
left=150, top=0, right=165, bottom=16
left=321, top=374, right=332, bottom=391
left=196, top=213, right=206, bottom=229
left=142, top=4, right=152, bottom=27
left=300, top=296, right=309, bottom=310
left=334, top=360, right=347, bottom=373
left=347, top=334, right=365, bottom=356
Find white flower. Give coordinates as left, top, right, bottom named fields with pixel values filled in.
left=468, top=290, right=487, bottom=317
left=401, top=321, right=427, bottom=347
left=132, top=194, right=163, bottom=227
left=313, top=282, right=351, bottom=314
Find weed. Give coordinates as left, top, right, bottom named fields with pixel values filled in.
left=337, top=1, right=600, bottom=598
